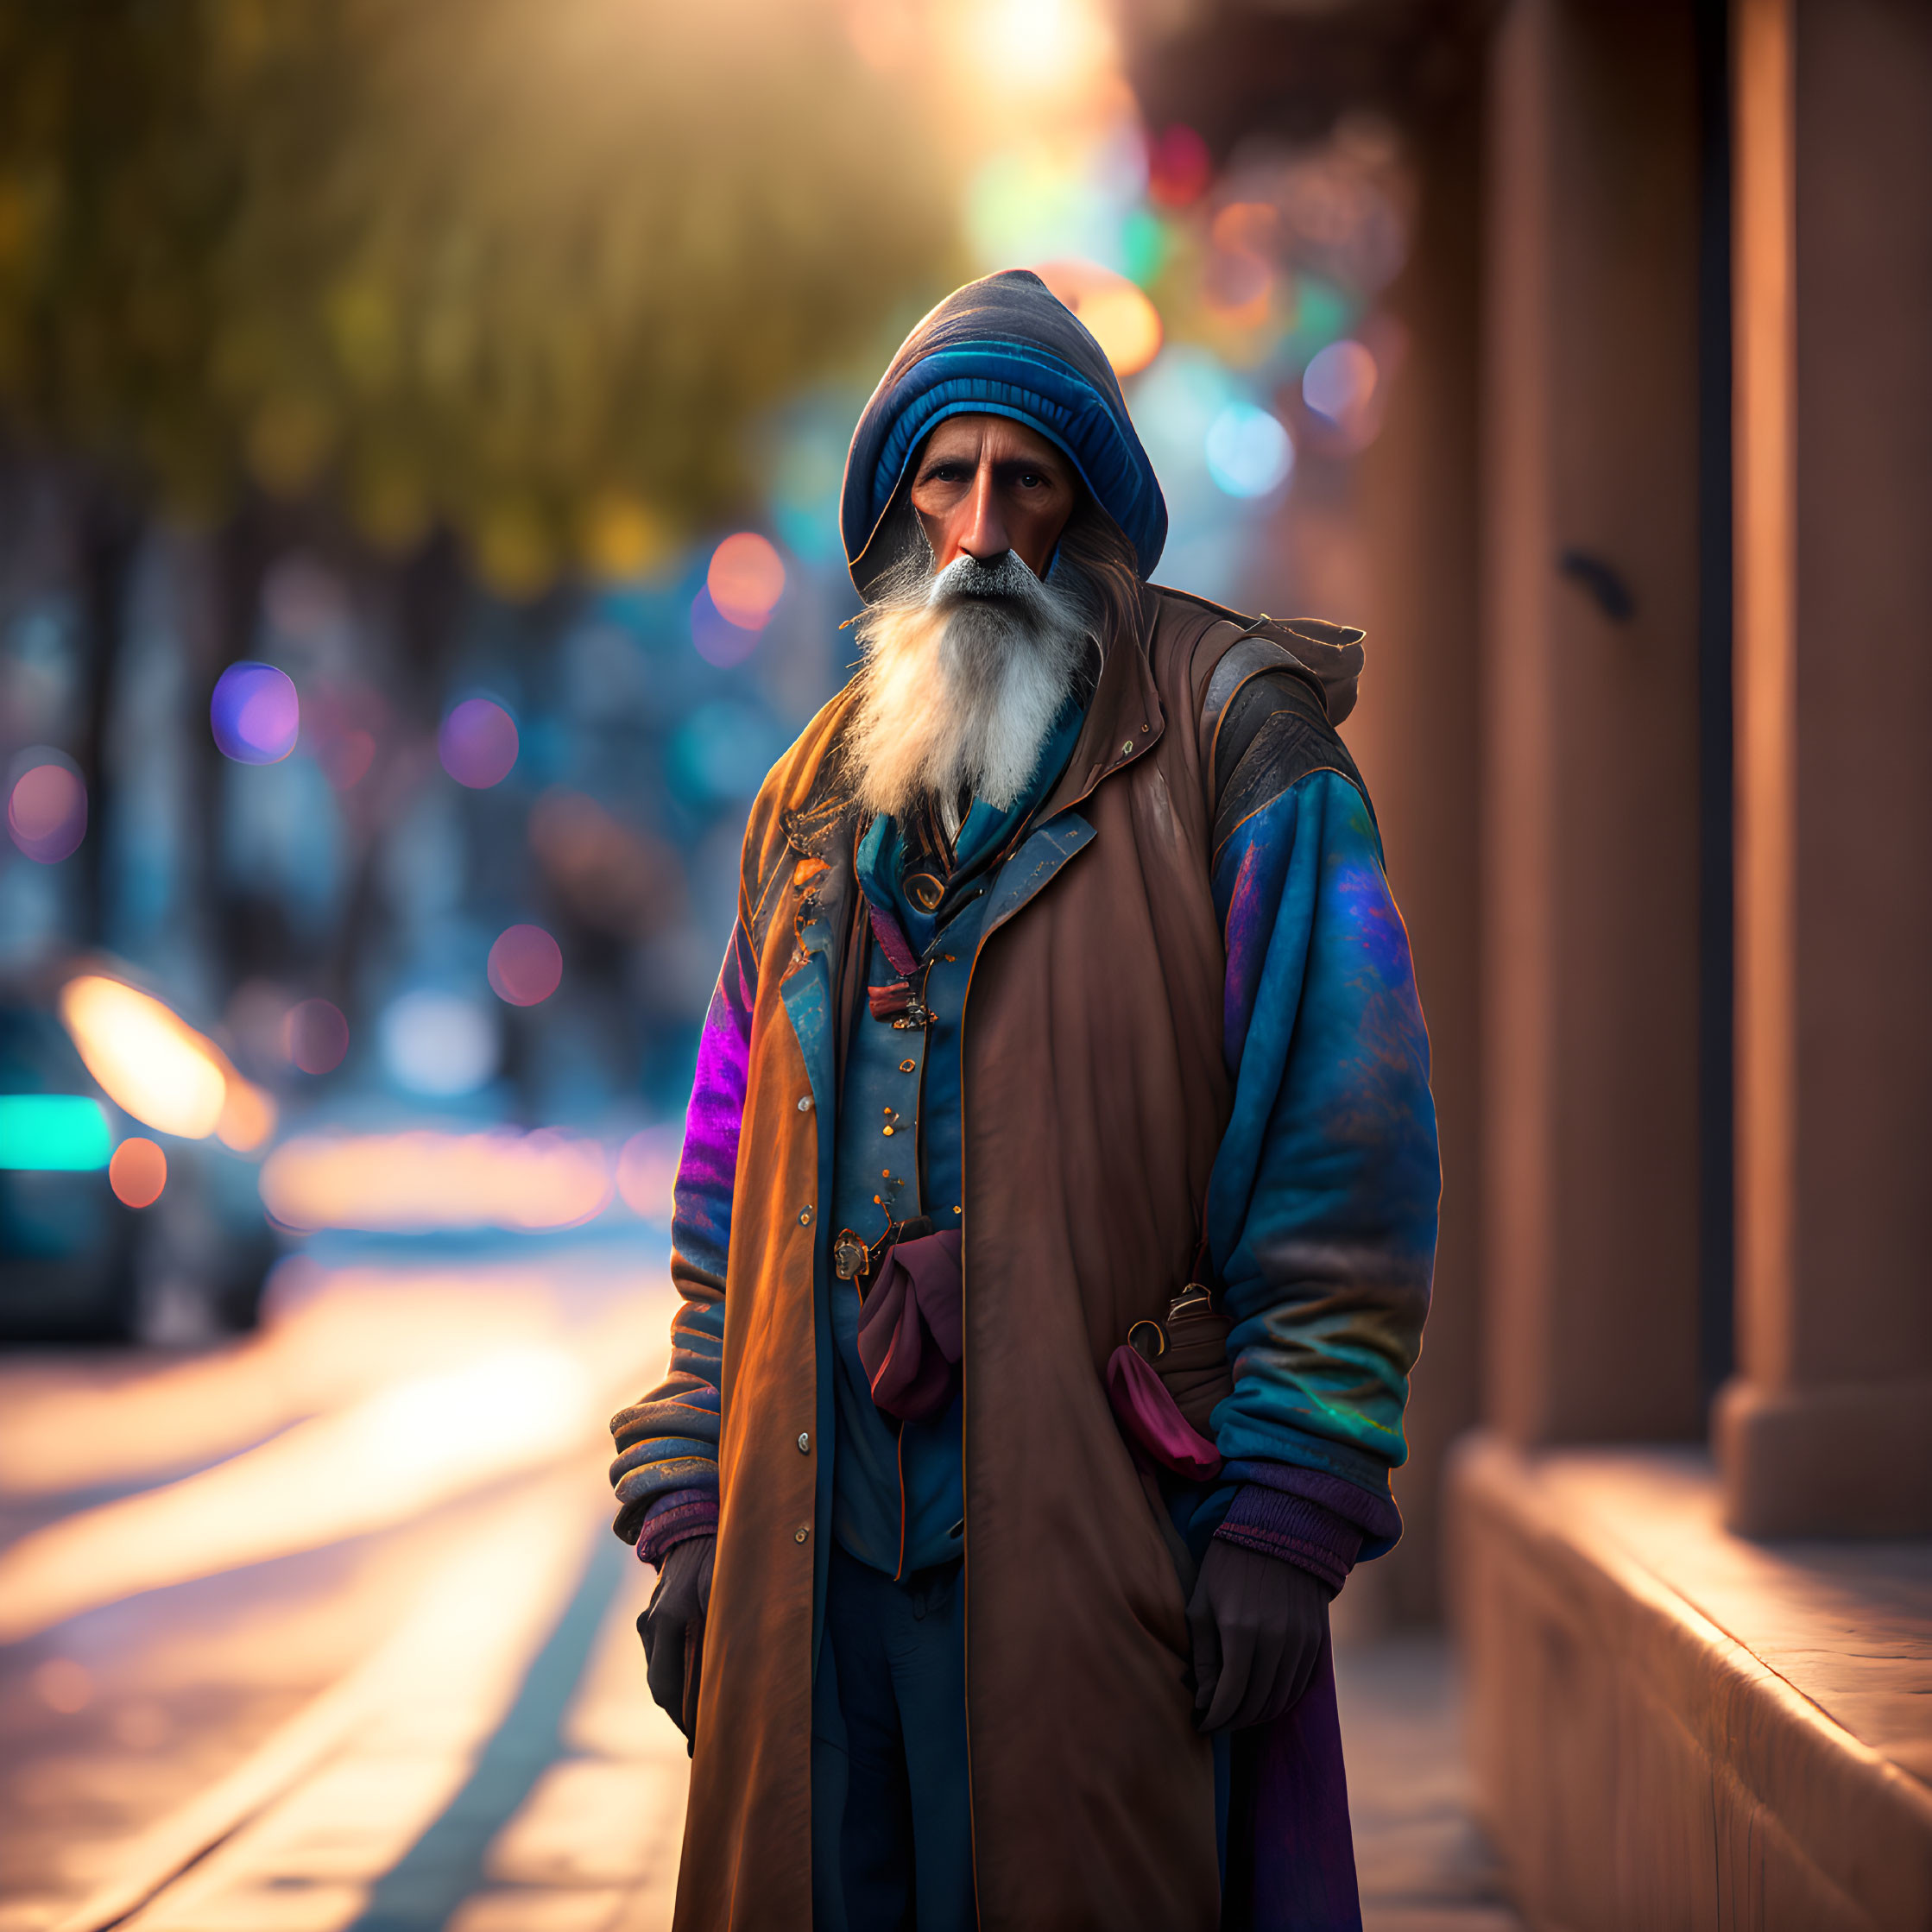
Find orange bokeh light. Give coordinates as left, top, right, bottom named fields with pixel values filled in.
left=1032, top=261, right=1164, bottom=377
left=706, top=533, right=786, bottom=630
left=110, top=1137, right=167, bottom=1209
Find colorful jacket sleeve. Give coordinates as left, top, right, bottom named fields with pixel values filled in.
left=607, top=917, right=755, bottom=1551
left=1203, top=698, right=1439, bottom=1564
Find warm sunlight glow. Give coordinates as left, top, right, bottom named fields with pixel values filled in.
left=0, top=1347, right=594, bottom=1644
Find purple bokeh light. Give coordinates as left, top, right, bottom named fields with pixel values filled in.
left=211, top=662, right=300, bottom=765
left=690, top=588, right=760, bottom=668
left=439, top=698, right=520, bottom=788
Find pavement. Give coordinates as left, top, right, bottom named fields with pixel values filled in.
left=0, top=1237, right=1522, bottom=1932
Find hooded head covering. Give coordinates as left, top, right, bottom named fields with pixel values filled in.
left=841, top=269, right=1167, bottom=597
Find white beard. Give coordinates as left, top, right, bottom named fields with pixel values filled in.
left=844, top=544, right=1094, bottom=830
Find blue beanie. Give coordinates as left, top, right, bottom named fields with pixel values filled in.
left=841, top=269, right=1168, bottom=595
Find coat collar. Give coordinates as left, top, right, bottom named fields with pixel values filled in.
left=1038, top=582, right=1165, bottom=821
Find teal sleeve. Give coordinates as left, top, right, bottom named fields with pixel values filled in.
left=1205, top=767, right=1439, bottom=1550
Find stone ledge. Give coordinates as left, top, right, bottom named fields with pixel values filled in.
left=1447, top=1434, right=1932, bottom=1931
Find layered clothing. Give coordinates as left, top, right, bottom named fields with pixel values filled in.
left=609, top=584, right=1438, bottom=1929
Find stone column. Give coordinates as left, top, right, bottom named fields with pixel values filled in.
left=1717, top=0, right=1932, bottom=1536
left=1480, top=0, right=1705, bottom=1448
left=1348, top=87, right=1484, bottom=1622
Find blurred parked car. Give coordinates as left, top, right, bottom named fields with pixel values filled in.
left=0, top=1001, right=138, bottom=1340
left=0, top=972, right=279, bottom=1343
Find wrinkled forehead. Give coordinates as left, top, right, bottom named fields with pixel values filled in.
left=916, top=412, right=1071, bottom=473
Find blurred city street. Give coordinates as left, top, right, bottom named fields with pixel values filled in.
left=0, top=1235, right=689, bottom=1932
left=0, top=1231, right=1520, bottom=1932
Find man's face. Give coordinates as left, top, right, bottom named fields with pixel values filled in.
left=907, top=414, right=1076, bottom=580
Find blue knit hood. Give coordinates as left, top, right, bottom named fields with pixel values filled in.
left=841, top=269, right=1168, bottom=596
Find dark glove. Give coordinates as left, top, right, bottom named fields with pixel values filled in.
left=640, top=1534, right=714, bottom=1748
left=1187, top=1537, right=1333, bottom=1733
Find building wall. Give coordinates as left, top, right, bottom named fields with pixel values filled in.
left=1479, top=0, right=1705, bottom=1449
left=1348, top=84, right=1486, bottom=1625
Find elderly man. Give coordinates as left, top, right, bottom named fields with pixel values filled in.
left=609, top=270, right=1437, bottom=1932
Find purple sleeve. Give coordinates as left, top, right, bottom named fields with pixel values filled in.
left=635, top=1488, right=721, bottom=1568
left=1213, top=1459, right=1405, bottom=1594
left=608, top=919, right=757, bottom=1544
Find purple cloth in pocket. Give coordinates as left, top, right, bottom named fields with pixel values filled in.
left=1106, top=1343, right=1224, bottom=1481
left=856, top=1229, right=963, bottom=1423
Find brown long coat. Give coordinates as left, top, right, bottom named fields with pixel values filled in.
left=677, top=587, right=1261, bottom=1930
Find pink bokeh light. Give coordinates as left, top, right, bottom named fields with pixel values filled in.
left=8, top=761, right=87, bottom=863
left=487, top=925, right=563, bottom=1007
left=283, top=998, right=350, bottom=1075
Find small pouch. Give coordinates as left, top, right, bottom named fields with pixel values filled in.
left=1106, top=1283, right=1234, bottom=1483
left=856, top=1228, right=963, bottom=1424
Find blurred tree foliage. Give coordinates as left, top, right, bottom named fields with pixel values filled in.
left=0, top=0, right=957, bottom=596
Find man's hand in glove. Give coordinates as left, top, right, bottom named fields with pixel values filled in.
left=640, top=1534, right=715, bottom=1747
left=1187, top=1537, right=1333, bottom=1733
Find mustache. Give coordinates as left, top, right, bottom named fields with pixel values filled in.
left=925, top=548, right=1055, bottom=612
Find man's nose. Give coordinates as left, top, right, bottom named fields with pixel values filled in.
left=955, top=462, right=1011, bottom=563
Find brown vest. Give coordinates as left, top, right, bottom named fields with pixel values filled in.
left=675, top=586, right=1259, bottom=1930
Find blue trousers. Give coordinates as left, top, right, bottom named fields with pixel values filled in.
left=811, top=1545, right=976, bottom=1932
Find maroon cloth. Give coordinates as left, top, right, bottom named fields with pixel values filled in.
left=867, top=900, right=920, bottom=976
left=856, top=1229, right=963, bottom=1423
left=1106, top=1342, right=1224, bottom=1481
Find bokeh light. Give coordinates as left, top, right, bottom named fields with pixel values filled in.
left=7, top=759, right=87, bottom=863
left=439, top=697, right=520, bottom=788
left=1304, top=338, right=1380, bottom=429
left=1035, top=260, right=1164, bottom=377
left=690, top=587, right=761, bottom=668
left=110, top=1137, right=167, bottom=1209
left=380, top=990, right=499, bottom=1097
left=705, top=533, right=786, bottom=629
left=1147, top=123, right=1212, bottom=208
left=210, top=662, right=300, bottom=766
left=60, top=975, right=230, bottom=1140
left=216, top=1080, right=277, bottom=1155
left=284, top=998, right=350, bottom=1075
left=488, top=925, right=564, bottom=1007
left=1205, top=403, right=1294, bottom=499
left=57, top=973, right=273, bottom=1151
left=261, top=1130, right=612, bottom=1232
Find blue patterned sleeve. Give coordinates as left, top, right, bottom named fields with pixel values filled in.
left=608, top=917, right=756, bottom=1544
left=1205, top=767, right=1439, bottom=1556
